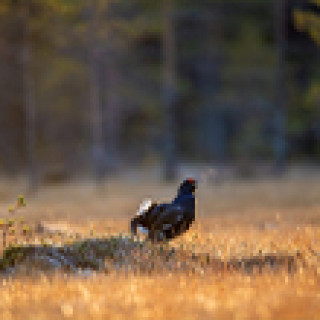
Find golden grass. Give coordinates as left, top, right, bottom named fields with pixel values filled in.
left=0, top=176, right=319, bottom=319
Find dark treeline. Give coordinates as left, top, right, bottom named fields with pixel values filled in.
left=0, top=0, right=319, bottom=186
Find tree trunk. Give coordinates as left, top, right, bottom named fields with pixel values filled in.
left=89, top=2, right=105, bottom=186
left=22, top=5, right=37, bottom=192
left=104, top=50, right=120, bottom=173
left=273, top=0, right=287, bottom=173
left=163, top=0, right=177, bottom=181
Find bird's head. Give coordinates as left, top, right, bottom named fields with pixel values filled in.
left=178, top=177, right=197, bottom=196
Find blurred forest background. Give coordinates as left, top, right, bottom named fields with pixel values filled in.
left=0, top=0, right=320, bottom=190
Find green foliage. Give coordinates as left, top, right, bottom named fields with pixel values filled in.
left=8, top=218, right=15, bottom=228
left=304, top=80, right=320, bottom=117
left=17, top=195, right=26, bottom=207
left=293, top=4, right=320, bottom=133
left=0, top=0, right=320, bottom=167
left=0, top=245, right=34, bottom=270
left=294, top=7, right=320, bottom=45
left=22, top=224, right=30, bottom=235
left=233, top=120, right=272, bottom=160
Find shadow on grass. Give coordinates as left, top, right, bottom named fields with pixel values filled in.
left=0, top=236, right=298, bottom=276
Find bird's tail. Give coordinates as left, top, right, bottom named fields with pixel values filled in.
left=130, top=217, right=139, bottom=235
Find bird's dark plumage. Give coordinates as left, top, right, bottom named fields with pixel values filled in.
left=131, top=178, right=197, bottom=242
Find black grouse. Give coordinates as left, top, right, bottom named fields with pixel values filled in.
left=131, top=178, right=197, bottom=242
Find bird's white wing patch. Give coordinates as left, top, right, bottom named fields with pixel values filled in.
left=136, top=198, right=153, bottom=216
left=138, top=226, right=149, bottom=234
left=177, top=214, right=183, bottom=222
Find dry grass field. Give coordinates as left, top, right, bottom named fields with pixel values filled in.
left=0, top=174, right=320, bottom=319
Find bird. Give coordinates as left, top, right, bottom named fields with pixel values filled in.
left=131, top=178, right=197, bottom=242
